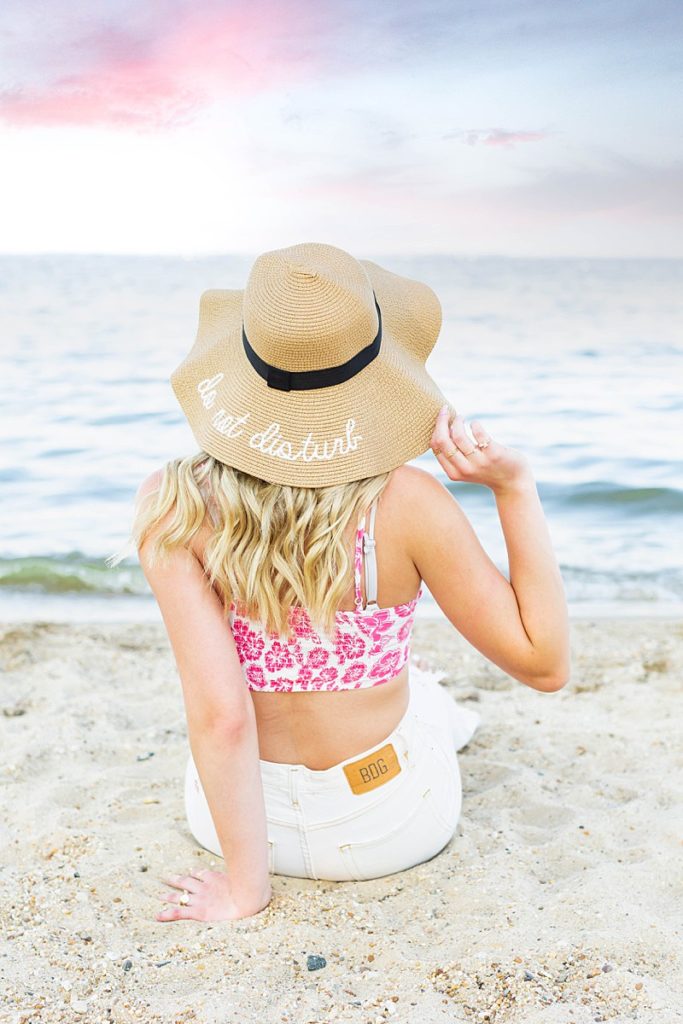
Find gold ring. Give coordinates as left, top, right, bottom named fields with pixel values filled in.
left=444, top=448, right=459, bottom=458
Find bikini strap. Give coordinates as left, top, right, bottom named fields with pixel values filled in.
left=354, top=500, right=379, bottom=610
left=353, top=515, right=365, bottom=611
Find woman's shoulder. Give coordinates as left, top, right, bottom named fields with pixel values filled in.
left=383, top=464, right=464, bottom=553
left=136, top=467, right=165, bottom=504
left=376, top=464, right=446, bottom=538
left=134, top=461, right=203, bottom=504
left=385, top=463, right=454, bottom=506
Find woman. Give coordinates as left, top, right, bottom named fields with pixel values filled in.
left=125, top=242, right=570, bottom=923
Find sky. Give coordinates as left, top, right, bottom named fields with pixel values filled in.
left=0, top=0, right=681, bottom=258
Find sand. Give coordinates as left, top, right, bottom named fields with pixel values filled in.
left=1, top=616, right=682, bottom=1024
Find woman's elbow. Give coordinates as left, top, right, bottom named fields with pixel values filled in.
left=532, top=672, right=571, bottom=693
left=190, top=699, right=254, bottom=740
left=513, top=649, right=571, bottom=693
left=527, top=657, right=572, bottom=692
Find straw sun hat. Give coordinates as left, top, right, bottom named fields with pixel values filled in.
left=170, top=241, right=455, bottom=487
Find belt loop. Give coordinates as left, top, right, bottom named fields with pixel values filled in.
left=288, top=765, right=300, bottom=808
left=395, top=708, right=419, bottom=763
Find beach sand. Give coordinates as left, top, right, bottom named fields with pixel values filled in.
left=1, top=617, right=681, bottom=1023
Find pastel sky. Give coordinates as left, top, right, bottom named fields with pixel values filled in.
left=1, top=0, right=681, bottom=257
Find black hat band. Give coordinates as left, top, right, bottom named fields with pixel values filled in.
left=242, top=293, right=382, bottom=392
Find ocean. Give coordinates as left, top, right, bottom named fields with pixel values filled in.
left=1, top=253, right=681, bottom=621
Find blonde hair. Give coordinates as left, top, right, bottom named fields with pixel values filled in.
left=111, top=453, right=392, bottom=641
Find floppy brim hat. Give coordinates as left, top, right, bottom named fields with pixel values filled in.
left=170, top=241, right=455, bottom=487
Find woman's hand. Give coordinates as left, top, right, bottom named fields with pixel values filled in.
left=430, top=405, right=532, bottom=495
left=155, top=867, right=272, bottom=922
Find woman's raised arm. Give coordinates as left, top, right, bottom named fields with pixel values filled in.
left=407, top=409, right=570, bottom=692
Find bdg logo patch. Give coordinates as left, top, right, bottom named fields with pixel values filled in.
left=343, top=742, right=401, bottom=795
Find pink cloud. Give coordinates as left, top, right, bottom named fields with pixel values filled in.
left=0, top=2, right=330, bottom=130
left=457, top=128, right=551, bottom=148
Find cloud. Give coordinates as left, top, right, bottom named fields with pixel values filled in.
left=2, top=0, right=679, bottom=130
left=449, top=128, right=552, bottom=148
left=0, top=0, right=332, bottom=130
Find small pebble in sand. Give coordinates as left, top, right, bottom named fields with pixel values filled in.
left=123, top=959, right=133, bottom=971
left=307, top=955, right=327, bottom=971
left=71, top=1000, right=88, bottom=1014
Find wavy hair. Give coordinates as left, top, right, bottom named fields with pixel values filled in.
left=111, top=453, right=392, bottom=641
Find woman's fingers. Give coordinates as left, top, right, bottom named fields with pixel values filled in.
left=158, top=889, right=185, bottom=903
left=156, top=868, right=209, bottom=921
left=160, top=871, right=206, bottom=894
left=156, top=904, right=197, bottom=922
left=430, top=408, right=499, bottom=480
left=431, top=405, right=462, bottom=479
left=156, top=878, right=206, bottom=921
left=430, top=405, right=451, bottom=453
left=431, top=407, right=526, bottom=493
left=431, top=406, right=484, bottom=479
left=448, top=413, right=479, bottom=456
left=434, top=445, right=468, bottom=480
left=469, top=419, right=494, bottom=451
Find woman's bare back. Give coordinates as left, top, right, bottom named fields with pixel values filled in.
left=191, top=465, right=422, bottom=770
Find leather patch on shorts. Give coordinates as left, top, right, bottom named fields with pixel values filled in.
left=343, top=742, right=401, bottom=795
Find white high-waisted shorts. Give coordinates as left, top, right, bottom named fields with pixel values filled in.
left=184, top=664, right=480, bottom=882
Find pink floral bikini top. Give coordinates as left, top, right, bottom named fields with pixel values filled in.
left=228, top=500, right=424, bottom=692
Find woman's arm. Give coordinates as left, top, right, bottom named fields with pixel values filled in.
left=492, top=474, right=570, bottom=687
left=137, top=473, right=271, bottom=919
left=407, top=408, right=570, bottom=692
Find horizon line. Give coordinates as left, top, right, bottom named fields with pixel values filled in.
left=0, top=251, right=682, bottom=261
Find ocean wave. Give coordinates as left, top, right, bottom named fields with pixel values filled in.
left=0, top=556, right=147, bottom=595
left=558, top=564, right=683, bottom=603
left=539, top=481, right=683, bottom=514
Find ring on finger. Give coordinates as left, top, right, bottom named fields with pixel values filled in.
left=448, top=445, right=477, bottom=457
